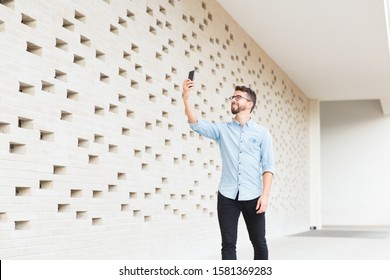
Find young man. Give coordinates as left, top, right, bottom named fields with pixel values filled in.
left=182, top=79, right=274, bottom=260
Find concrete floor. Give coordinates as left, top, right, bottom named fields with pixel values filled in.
left=238, top=226, right=390, bottom=260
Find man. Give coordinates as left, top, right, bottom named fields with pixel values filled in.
left=182, top=79, right=274, bottom=260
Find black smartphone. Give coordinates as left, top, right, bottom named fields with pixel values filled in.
left=188, top=70, right=195, bottom=81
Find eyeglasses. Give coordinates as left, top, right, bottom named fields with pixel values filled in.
left=228, top=95, right=252, bottom=102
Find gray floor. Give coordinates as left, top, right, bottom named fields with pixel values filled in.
left=238, top=226, right=390, bottom=260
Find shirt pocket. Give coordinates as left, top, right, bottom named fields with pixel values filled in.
left=246, top=137, right=261, bottom=152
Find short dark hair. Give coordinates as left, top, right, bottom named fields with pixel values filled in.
left=235, top=85, right=257, bottom=112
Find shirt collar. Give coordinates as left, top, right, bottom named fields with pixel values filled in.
left=232, top=117, right=254, bottom=128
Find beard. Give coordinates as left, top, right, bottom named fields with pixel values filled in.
left=231, top=102, right=245, bottom=114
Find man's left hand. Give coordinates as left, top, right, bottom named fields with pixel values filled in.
left=256, top=196, right=268, bottom=214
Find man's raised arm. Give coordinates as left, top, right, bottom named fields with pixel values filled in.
left=182, top=79, right=198, bottom=124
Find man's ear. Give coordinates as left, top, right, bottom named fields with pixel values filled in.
left=247, top=101, right=253, bottom=111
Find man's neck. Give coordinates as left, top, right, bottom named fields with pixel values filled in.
left=234, top=112, right=251, bottom=127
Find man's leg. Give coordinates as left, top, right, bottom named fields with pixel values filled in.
left=240, top=197, right=268, bottom=260
left=217, top=192, right=240, bottom=260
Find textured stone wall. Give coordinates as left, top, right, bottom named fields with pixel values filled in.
left=0, top=0, right=309, bottom=259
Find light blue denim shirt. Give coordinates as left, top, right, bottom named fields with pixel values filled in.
left=190, top=118, right=274, bottom=201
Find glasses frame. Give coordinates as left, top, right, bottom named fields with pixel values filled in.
left=228, top=95, right=252, bottom=102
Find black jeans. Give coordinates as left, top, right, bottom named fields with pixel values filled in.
left=217, top=191, right=268, bottom=260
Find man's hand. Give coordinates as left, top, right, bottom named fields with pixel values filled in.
left=182, top=79, right=194, bottom=102
left=256, top=195, right=268, bottom=214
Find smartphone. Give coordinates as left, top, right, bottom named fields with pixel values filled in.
left=188, top=70, right=195, bottom=81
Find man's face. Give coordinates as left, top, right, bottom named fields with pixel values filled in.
left=230, top=91, right=250, bottom=114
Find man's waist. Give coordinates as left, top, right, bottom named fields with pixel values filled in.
left=219, top=184, right=262, bottom=201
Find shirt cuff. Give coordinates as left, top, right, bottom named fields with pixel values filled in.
left=262, top=166, right=275, bottom=176
left=189, top=119, right=200, bottom=129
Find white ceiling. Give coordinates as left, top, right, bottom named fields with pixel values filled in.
left=217, top=0, right=390, bottom=104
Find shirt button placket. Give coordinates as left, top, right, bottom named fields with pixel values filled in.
left=237, top=127, right=244, bottom=194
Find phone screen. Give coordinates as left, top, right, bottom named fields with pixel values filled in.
left=188, top=70, right=195, bottom=81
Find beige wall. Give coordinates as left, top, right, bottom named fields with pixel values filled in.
left=0, top=0, right=310, bottom=259
left=321, top=100, right=390, bottom=226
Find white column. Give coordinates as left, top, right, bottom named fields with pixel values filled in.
left=309, top=100, right=322, bottom=229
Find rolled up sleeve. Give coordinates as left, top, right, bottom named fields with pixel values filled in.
left=260, top=129, right=275, bottom=175
left=189, top=119, right=220, bottom=142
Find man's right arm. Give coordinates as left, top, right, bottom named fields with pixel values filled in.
left=182, top=79, right=197, bottom=124
left=183, top=79, right=220, bottom=141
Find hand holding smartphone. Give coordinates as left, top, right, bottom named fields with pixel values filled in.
left=183, top=70, right=195, bottom=94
